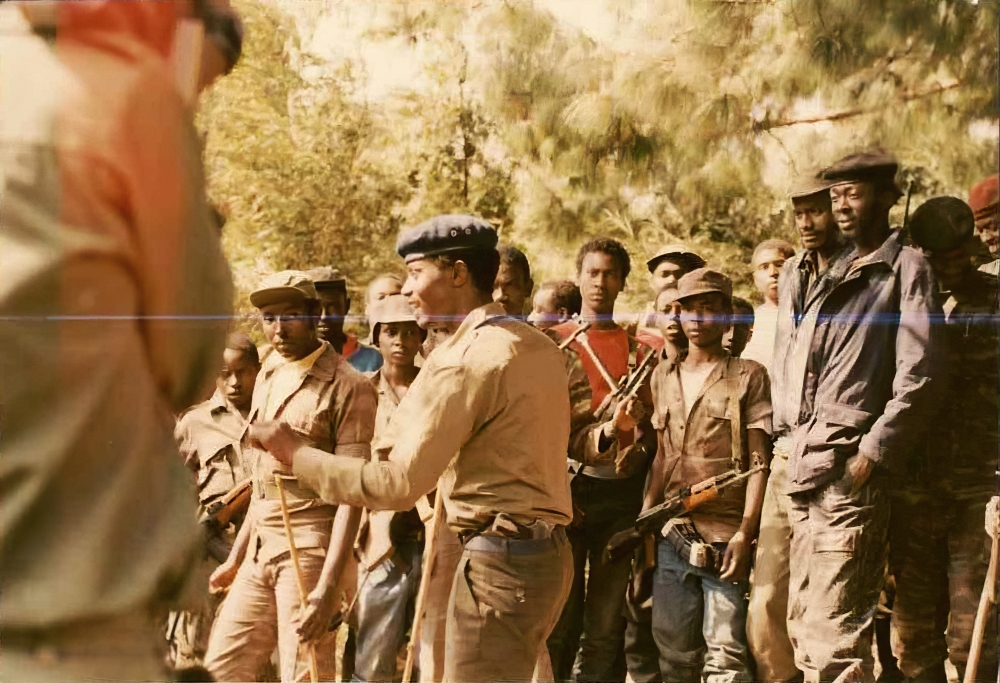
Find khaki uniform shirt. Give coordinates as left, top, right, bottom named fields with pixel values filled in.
left=175, top=389, right=249, bottom=520
left=247, top=342, right=377, bottom=564
left=356, top=369, right=418, bottom=569
left=294, top=303, right=574, bottom=533
left=651, top=355, right=772, bottom=543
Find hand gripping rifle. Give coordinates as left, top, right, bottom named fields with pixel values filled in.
left=604, top=464, right=766, bottom=564
left=593, top=350, right=657, bottom=422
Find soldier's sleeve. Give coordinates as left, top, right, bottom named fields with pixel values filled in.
left=331, top=373, right=378, bottom=460
left=174, top=412, right=199, bottom=472
left=293, top=355, right=503, bottom=512
left=858, top=250, right=943, bottom=467
left=742, top=360, right=773, bottom=433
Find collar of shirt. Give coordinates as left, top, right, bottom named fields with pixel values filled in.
left=845, top=228, right=903, bottom=274
left=434, top=302, right=507, bottom=354
left=208, top=387, right=239, bottom=417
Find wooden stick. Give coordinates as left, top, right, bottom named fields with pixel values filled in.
left=558, top=320, right=592, bottom=350
left=965, top=521, right=999, bottom=683
left=403, top=491, right=445, bottom=683
left=275, top=474, right=320, bottom=683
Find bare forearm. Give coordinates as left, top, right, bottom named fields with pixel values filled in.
left=642, top=445, right=667, bottom=512
left=317, top=504, right=363, bottom=593
left=739, top=471, right=767, bottom=538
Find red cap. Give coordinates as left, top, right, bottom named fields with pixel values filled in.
left=970, top=175, right=998, bottom=219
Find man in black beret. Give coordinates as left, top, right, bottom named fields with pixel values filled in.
left=782, top=153, right=942, bottom=682
left=891, top=197, right=998, bottom=682
left=250, top=215, right=575, bottom=683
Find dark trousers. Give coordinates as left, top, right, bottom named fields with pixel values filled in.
left=547, top=474, right=646, bottom=682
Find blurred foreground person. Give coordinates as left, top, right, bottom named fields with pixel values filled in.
left=747, top=173, right=842, bottom=682
left=785, top=153, right=940, bottom=682
left=253, top=216, right=574, bottom=683
left=892, top=198, right=998, bottom=682
left=168, top=333, right=260, bottom=672
left=205, top=272, right=376, bottom=683
left=970, top=175, right=998, bottom=275
left=529, top=280, right=582, bottom=330
left=494, top=244, right=535, bottom=317
left=0, top=3, right=233, bottom=681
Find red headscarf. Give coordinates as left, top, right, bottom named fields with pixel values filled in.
left=55, top=0, right=184, bottom=59
left=970, top=175, right=998, bottom=219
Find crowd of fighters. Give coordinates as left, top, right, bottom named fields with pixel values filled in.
left=2, top=4, right=1000, bottom=683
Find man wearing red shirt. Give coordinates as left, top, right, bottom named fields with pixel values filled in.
left=547, top=238, right=654, bottom=683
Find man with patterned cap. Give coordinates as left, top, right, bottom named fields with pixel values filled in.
left=969, top=174, right=998, bottom=275
left=643, top=267, right=772, bottom=681
left=204, top=271, right=377, bottom=683
left=637, top=244, right=707, bottom=349
left=251, top=216, right=574, bottom=683
left=747, top=171, right=845, bottom=682
left=307, top=266, right=384, bottom=373
left=891, top=197, right=998, bottom=682
left=781, top=152, right=941, bottom=683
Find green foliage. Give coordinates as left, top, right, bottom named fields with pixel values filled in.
left=199, top=0, right=998, bottom=314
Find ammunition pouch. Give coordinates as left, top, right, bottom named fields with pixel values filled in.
left=662, top=518, right=722, bottom=574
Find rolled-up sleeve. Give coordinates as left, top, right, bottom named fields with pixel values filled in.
left=295, top=360, right=501, bottom=511
left=857, top=256, right=942, bottom=465
left=331, top=376, right=377, bottom=460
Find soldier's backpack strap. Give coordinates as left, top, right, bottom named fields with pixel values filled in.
left=726, top=356, right=745, bottom=473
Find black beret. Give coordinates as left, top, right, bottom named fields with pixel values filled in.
left=821, top=152, right=899, bottom=186
left=909, top=196, right=975, bottom=253
left=396, top=215, right=498, bottom=263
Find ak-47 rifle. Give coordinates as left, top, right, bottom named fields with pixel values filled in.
left=559, top=319, right=593, bottom=350
left=204, top=478, right=252, bottom=529
left=604, top=464, right=766, bottom=564
left=594, top=350, right=657, bottom=422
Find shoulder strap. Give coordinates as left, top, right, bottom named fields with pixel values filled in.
left=726, top=357, right=744, bottom=473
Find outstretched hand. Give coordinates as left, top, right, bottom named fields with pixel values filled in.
left=249, top=421, right=304, bottom=466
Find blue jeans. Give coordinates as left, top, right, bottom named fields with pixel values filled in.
left=354, top=540, right=422, bottom=682
left=651, top=540, right=752, bottom=683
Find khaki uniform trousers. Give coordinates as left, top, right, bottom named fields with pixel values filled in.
left=205, top=550, right=339, bottom=683
left=787, top=468, right=889, bottom=683
left=747, top=447, right=799, bottom=682
left=2, top=610, right=166, bottom=683
left=445, top=530, right=574, bottom=683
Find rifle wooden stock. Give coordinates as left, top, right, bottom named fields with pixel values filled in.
left=211, top=478, right=252, bottom=528
left=604, top=466, right=765, bottom=564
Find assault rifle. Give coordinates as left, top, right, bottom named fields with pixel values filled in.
left=603, top=464, right=766, bottom=564
left=594, top=349, right=657, bottom=422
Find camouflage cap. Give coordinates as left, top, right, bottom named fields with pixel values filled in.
left=970, top=175, right=998, bottom=219
left=306, top=266, right=347, bottom=290
left=250, top=270, right=318, bottom=308
left=396, top=215, right=498, bottom=264
left=646, top=244, right=707, bottom=273
left=908, top=197, right=975, bottom=253
left=788, top=172, right=834, bottom=200
left=675, top=268, right=733, bottom=304
left=820, top=151, right=899, bottom=187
